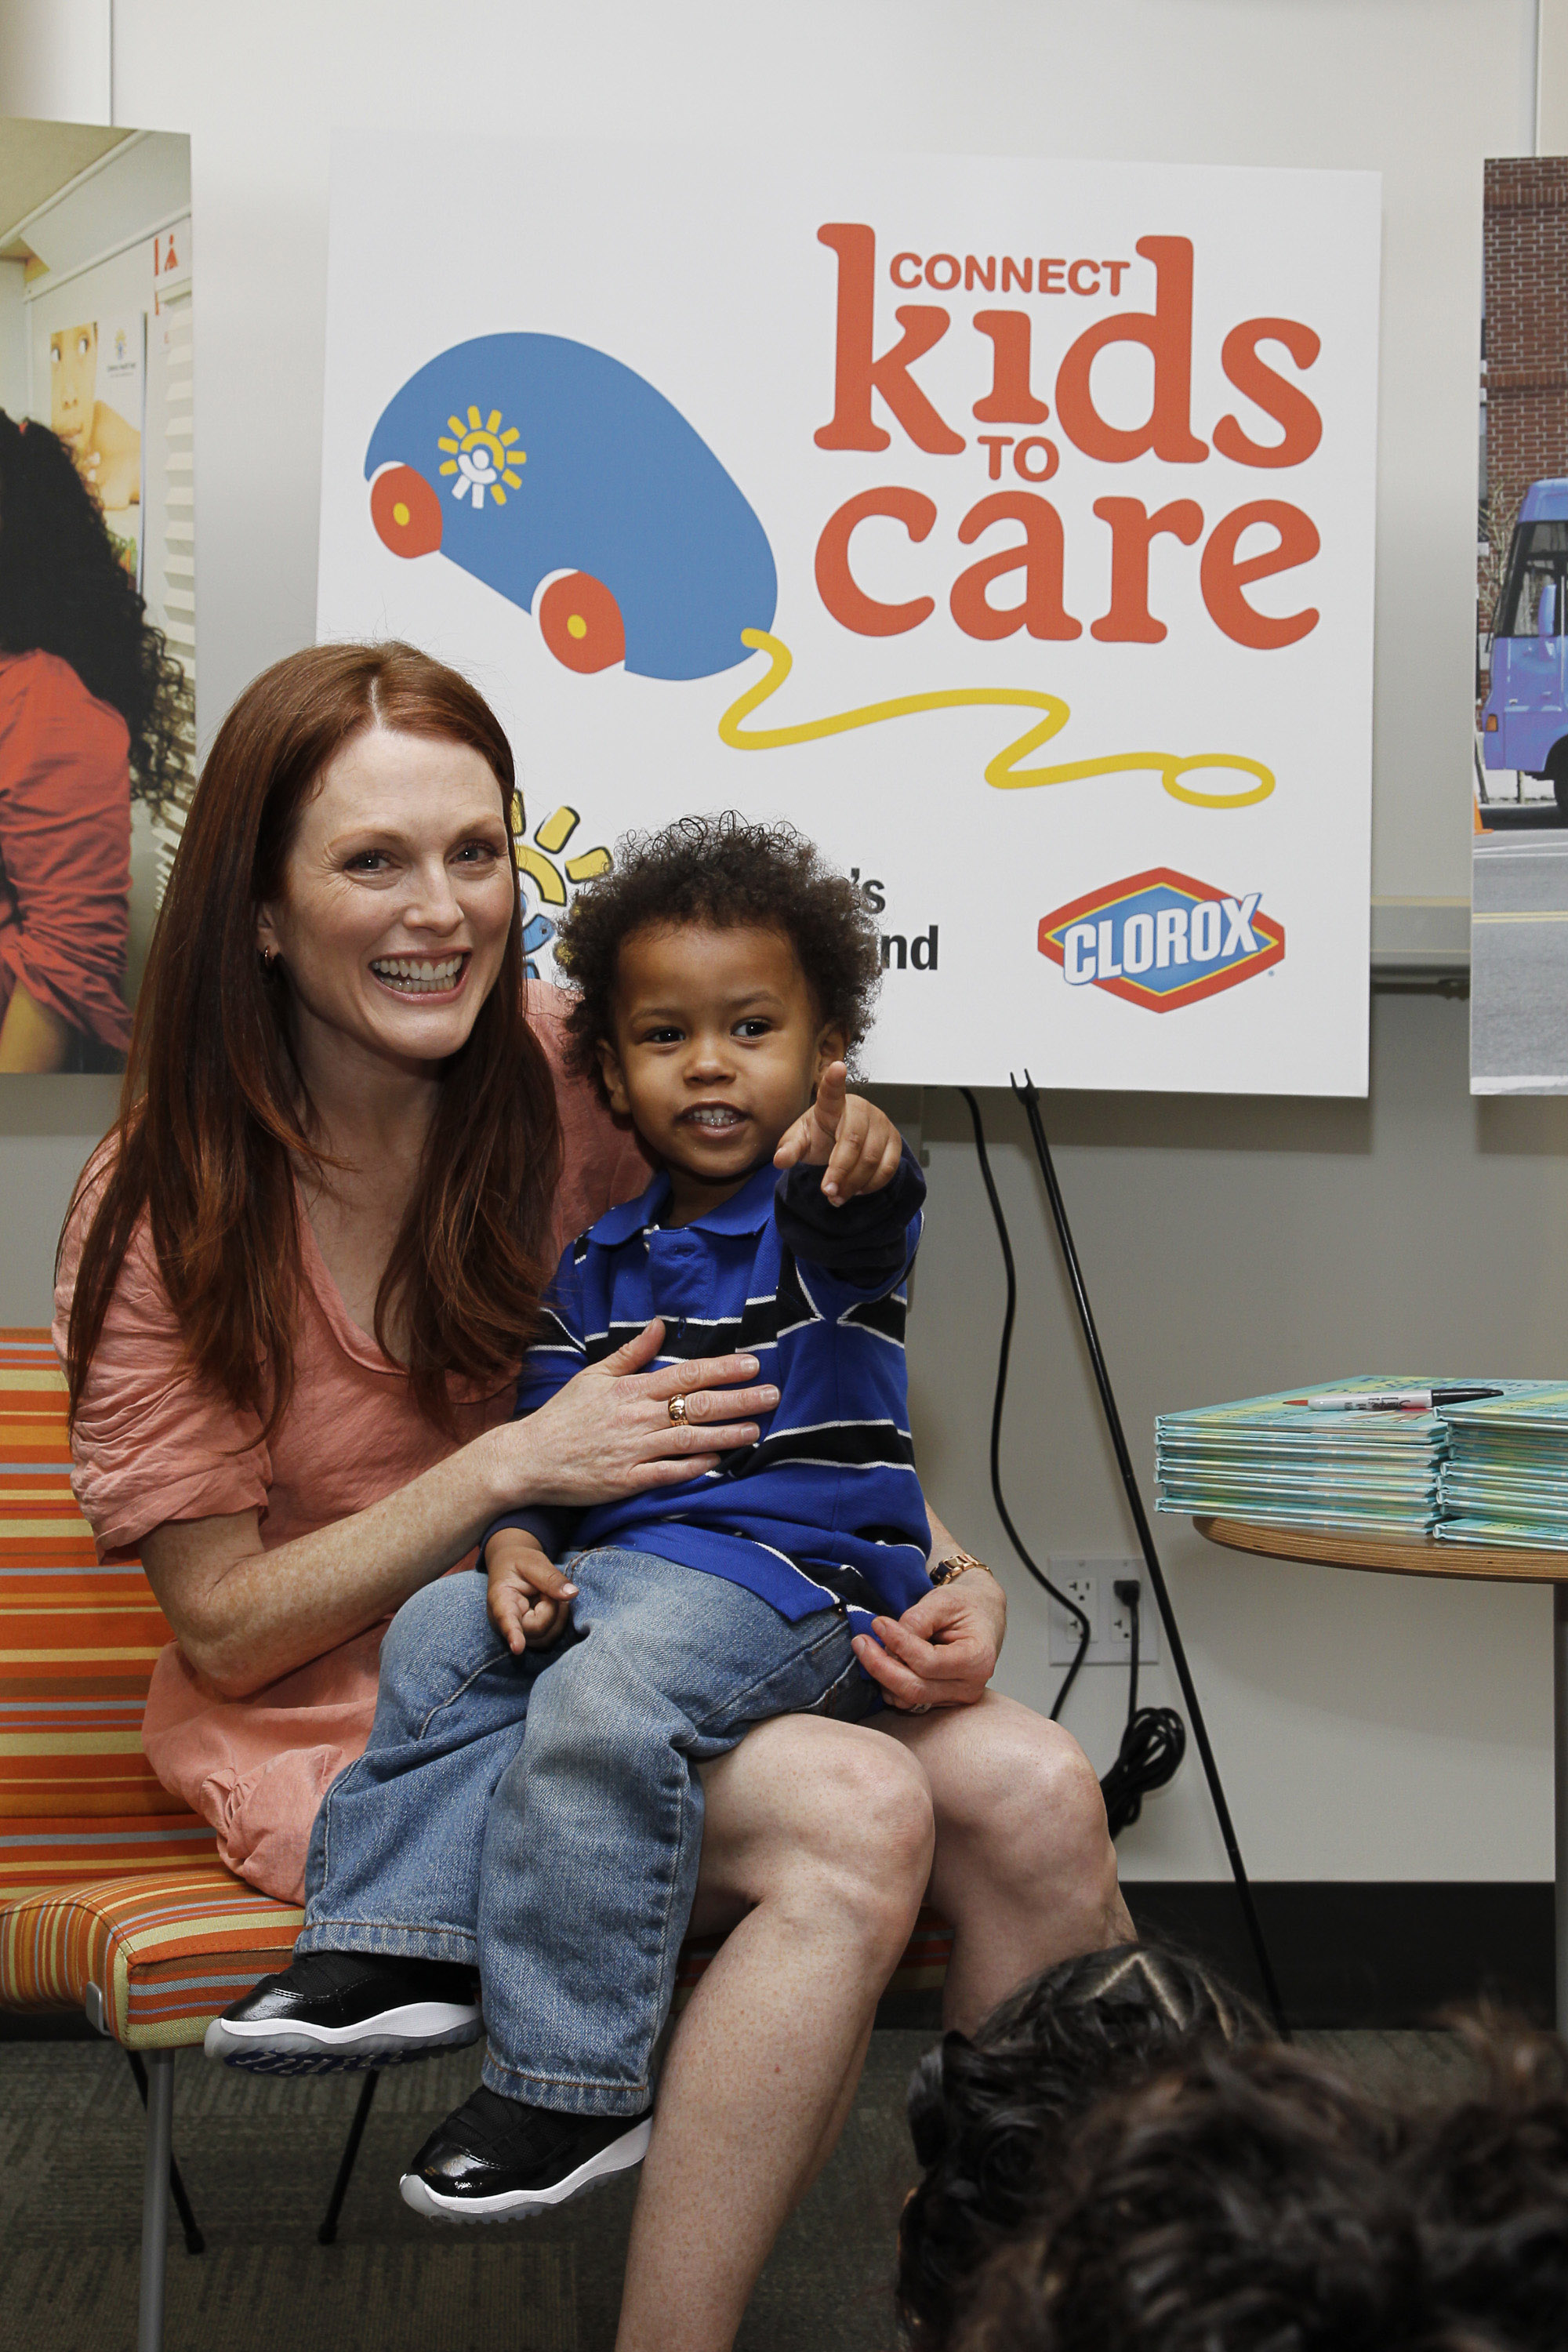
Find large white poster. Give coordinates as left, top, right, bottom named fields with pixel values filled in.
left=318, top=136, right=1379, bottom=1092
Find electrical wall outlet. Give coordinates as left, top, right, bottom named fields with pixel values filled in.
left=1047, top=1559, right=1161, bottom=1666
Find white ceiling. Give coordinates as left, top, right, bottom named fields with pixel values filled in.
left=0, top=119, right=132, bottom=253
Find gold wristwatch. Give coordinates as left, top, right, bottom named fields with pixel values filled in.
left=929, top=1548, right=994, bottom=1587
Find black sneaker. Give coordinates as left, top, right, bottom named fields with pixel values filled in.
left=400, top=2085, right=653, bottom=2222
left=203, top=1949, right=481, bottom=2074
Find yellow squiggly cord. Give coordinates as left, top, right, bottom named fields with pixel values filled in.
left=717, top=630, right=1274, bottom=810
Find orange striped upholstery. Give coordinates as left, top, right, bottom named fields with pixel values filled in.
left=0, top=1327, right=950, bottom=2047
left=2, top=1867, right=304, bottom=2045
left=0, top=1331, right=306, bottom=2042
left=1, top=1558, right=193, bottom=1829
left=0, top=1334, right=212, bottom=1898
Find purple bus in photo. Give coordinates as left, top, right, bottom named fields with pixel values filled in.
left=1483, top=477, right=1568, bottom=807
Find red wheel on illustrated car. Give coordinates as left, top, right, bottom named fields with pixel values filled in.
left=537, top=572, right=626, bottom=674
left=371, top=465, right=443, bottom=559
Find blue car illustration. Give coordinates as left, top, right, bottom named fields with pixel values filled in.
left=365, top=333, right=777, bottom=682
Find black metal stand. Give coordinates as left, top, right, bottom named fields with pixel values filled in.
left=125, top=2050, right=205, bottom=2255
left=1010, top=1072, right=1290, bottom=2037
left=317, top=2068, right=381, bottom=2245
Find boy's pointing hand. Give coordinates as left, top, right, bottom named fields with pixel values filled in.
left=773, top=1060, right=905, bottom=1204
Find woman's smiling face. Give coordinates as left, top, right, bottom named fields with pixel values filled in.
left=256, top=724, right=516, bottom=1083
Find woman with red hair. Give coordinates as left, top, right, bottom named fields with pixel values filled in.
left=56, top=640, right=1127, bottom=2351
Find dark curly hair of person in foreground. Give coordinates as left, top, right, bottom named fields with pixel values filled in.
left=948, top=2019, right=1568, bottom=2352
left=898, top=1943, right=1261, bottom=2351
left=554, top=811, right=883, bottom=1098
left=897, top=1956, right=1568, bottom=2352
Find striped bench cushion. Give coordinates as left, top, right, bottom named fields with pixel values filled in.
left=0, top=1327, right=951, bottom=2045
left=2, top=1867, right=305, bottom=2045
left=1, top=1332, right=182, bottom=1825
left=0, top=1864, right=953, bottom=2049
left=2, top=1811, right=223, bottom=1903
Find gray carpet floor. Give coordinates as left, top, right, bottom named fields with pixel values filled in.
left=0, top=2030, right=1472, bottom=2352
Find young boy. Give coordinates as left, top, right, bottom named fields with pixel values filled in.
left=211, top=815, right=940, bottom=2221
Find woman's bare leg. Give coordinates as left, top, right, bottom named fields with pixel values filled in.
left=615, top=1713, right=934, bottom=2352
left=883, top=1692, right=1134, bottom=2034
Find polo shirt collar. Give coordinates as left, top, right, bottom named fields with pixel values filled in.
left=591, top=1156, right=779, bottom=1247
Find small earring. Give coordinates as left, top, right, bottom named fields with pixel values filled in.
left=260, top=946, right=277, bottom=971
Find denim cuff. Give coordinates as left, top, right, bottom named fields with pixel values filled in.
left=480, top=2045, right=654, bottom=2116
left=295, top=1922, right=478, bottom=1966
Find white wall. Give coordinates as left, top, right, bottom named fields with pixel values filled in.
left=913, top=993, right=1560, bottom=1881
left=0, top=0, right=1558, bottom=1882
left=0, top=0, right=109, bottom=132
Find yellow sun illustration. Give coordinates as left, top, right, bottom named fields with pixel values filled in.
left=510, top=797, right=612, bottom=908
left=438, top=405, right=526, bottom=509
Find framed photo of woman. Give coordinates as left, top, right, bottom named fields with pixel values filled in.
left=0, top=119, right=195, bottom=1073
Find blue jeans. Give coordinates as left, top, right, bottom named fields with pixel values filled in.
left=297, top=1548, right=879, bottom=2113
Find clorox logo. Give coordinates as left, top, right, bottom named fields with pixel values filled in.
left=1038, top=868, right=1284, bottom=1011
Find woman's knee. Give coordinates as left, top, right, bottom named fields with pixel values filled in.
left=703, top=1715, right=935, bottom=1943
left=938, top=1704, right=1112, bottom=1888
left=794, top=1734, right=935, bottom=1953
left=840, top=1733, right=936, bottom=1882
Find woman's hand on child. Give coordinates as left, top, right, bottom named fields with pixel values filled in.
left=486, top=1533, right=579, bottom=1655
left=851, top=1569, right=1007, bottom=1710
left=772, top=1062, right=904, bottom=1205
left=497, top=1319, right=779, bottom=1508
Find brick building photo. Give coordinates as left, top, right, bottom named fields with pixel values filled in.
left=1482, top=158, right=1568, bottom=637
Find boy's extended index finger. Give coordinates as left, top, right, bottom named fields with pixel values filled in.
left=813, top=1061, right=849, bottom=1140
left=822, top=1095, right=873, bottom=1198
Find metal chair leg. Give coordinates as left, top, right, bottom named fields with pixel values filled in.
left=138, top=2050, right=174, bottom=2352
left=317, top=2067, right=381, bottom=2245
left=125, top=2051, right=205, bottom=2254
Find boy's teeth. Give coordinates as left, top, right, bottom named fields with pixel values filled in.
left=688, top=1107, right=741, bottom=1127
left=371, top=954, right=464, bottom=993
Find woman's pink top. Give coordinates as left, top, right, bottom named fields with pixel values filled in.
left=0, top=649, right=133, bottom=1056
left=53, top=986, right=651, bottom=1904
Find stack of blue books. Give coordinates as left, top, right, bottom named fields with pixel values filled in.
left=1156, top=1380, right=1454, bottom=1537
left=1438, top=1387, right=1568, bottom=1549
left=1156, top=1378, right=1555, bottom=1539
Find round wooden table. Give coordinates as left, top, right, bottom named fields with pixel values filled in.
left=1196, top=1516, right=1568, bottom=2024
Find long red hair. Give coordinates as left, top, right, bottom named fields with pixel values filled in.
left=64, top=641, right=562, bottom=1437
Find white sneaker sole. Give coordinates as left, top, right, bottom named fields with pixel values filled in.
left=399, top=2115, right=653, bottom=2223
left=203, top=1998, right=481, bottom=2075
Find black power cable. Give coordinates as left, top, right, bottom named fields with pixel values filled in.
left=958, top=1082, right=1290, bottom=2038
left=1099, top=1579, right=1186, bottom=1836
left=962, top=1087, right=1173, bottom=1781
left=959, top=1087, right=1091, bottom=1718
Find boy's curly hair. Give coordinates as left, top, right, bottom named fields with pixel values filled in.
left=555, top=811, right=882, bottom=1096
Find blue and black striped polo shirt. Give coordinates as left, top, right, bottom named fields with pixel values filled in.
left=483, top=1149, right=931, bottom=1635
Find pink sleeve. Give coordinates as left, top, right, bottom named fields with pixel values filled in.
left=528, top=980, right=653, bottom=1249
left=54, top=1179, right=271, bottom=1558
left=0, top=655, right=134, bottom=1055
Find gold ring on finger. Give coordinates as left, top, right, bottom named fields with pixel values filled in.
left=667, top=1393, right=689, bottom=1426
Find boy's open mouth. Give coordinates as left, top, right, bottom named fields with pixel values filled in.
left=681, top=1105, right=748, bottom=1131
